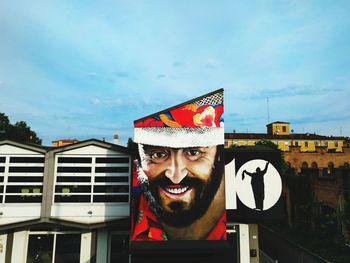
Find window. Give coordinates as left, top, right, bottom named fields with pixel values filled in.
left=302, top=162, right=308, bottom=168
left=322, top=162, right=335, bottom=177
left=26, top=233, right=81, bottom=263
left=1, top=155, right=45, bottom=204
left=305, top=141, right=309, bottom=147
left=282, top=126, right=286, bottom=132
left=109, top=234, right=129, bottom=263
left=54, top=154, right=130, bottom=204
left=335, top=142, right=339, bottom=147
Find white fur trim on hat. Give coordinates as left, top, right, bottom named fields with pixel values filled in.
left=134, top=127, right=224, bottom=147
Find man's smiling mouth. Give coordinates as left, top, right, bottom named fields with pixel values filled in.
left=165, top=186, right=190, bottom=194
left=159, top=185, right=193, bottom=198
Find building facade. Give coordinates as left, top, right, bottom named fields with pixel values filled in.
left=283, top=145, right=350, bottom=239
left=225, top=122, right=350, bottom=240
left=225, top=121, right=345, bottom=152
left=0, top=139, right=282, bottom=263
left=0, top=139, right=131, bottom=263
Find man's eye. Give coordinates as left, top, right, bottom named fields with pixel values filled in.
left=150, top=151, right=167, bottom=159
left=184, top=149, right=203, bottom=160
left=187, top=149, right=200, bottom=156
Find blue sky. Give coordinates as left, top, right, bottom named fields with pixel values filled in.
left=1, top=1, right=349, bottom=146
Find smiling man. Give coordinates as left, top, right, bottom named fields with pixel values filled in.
left=131, top=90, right=225, bottom=240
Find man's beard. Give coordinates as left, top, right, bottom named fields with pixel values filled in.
left=137, top=150, right=224, bottom=227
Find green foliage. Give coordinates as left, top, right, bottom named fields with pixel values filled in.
left=256, top=139, right=279, bottom=149
left=267, top=140, right=350, bottom=262
left=0, top=113, right=42, bottom=145
left=127, top=137, right=138, bottom=158
left=342, top=199, right=350, bottom=226
left=265, top=222, right=350, bottom=263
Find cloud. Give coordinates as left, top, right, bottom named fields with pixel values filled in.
left=157, top=74, right=166, bottom=78
left=86, top=72, right=98, bottom=78
left=116, top=72, right=129, bottom=78
left=204, top=63, right=216, bottom=70
left=90, top=96, right=101, bottom=105
left=246, top=84, right=343, bottom=100
left=89, top=95, right=165, bottom=110
left=291, top=113, right=350, bottom=126
left=172, top=61, right=185, bottom=68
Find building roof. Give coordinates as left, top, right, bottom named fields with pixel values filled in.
left=0, top=140, right=50, bottom=153
left=225, top=133, right=347, bottom=141
left=266, top=121, right=290, bottom=126
left=226, top=145, right=280, bottom=152
left=49, top=138, right=131, bottom=154
left=0, top=139, right=131, bottom=154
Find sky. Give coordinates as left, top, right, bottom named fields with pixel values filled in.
left=1, top=0, right=350, bottom=146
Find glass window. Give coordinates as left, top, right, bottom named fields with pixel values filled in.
left=26, top=234, right=54, bottom=263
left=58, top=157, right=92, bottom=163
left=54, top=154, right=130, bottom=204
left=96, top=157, right=129, bottom=163
left=26, top=234, right=81, bottom=263
left=10, top=157, right=45, bottom=163
left=110, top=235, right=129, bottom=263
left=2, top=155, right=44, bottom=204
left=9, top=166, right=44, bottom=173
left=55, top=234, right=81, bottom=263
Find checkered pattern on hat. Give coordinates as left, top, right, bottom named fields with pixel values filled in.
left=195, top=91, right=223, bottom=106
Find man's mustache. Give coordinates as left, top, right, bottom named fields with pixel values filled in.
left=152, top=175, right=202, bottom=189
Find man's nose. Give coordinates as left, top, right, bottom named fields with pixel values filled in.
left=164, top=152, right=187, bottom=184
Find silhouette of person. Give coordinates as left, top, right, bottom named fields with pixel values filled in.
left=242, top=162, right=269, bottom=211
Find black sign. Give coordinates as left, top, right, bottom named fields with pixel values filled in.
left=225, top=146, right=285, bottom=222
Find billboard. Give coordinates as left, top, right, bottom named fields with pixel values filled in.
left=225, top=146, right=284, bottom=222
left=131, top=89, right=225, bottom=240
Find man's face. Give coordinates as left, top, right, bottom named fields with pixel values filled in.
left=138, top=144, right=221, bottom=226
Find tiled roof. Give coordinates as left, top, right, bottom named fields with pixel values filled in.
left=266, top=121, right=290, bottom=125
left=225, top=133, right=346, bottom=140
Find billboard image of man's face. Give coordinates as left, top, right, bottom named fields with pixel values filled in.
left=138, top=144, right=223, bottom=227
left=131, top=90, right=225, bottom=241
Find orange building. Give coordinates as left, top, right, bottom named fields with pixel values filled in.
left=225, top=121, right=346, bottom=152
left=52, top=139, right=80, bottom=147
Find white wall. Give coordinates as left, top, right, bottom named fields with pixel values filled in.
left=239, top=224, right=250, bottom=263
left=80, top=232, right=92, bottom=263
left=96, top=230, right=108, bottom=263
left=0, top=234, right=7, bottom=263
left=11, top=231, right=28, bottom=263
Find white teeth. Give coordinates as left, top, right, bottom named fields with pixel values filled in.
left=165, top=186, right=189, bottom=194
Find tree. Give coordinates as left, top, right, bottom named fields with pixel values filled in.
left=0, top=113, right=42, bottom=145
left=255, top=139, right=279, bottom=150
left=127, top=137, right=138, bottom=158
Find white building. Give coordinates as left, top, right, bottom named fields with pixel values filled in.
left=0, top=139, right=131, bottom=263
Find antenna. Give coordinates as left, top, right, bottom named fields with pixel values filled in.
left=340, top=127, right=343, bottom=136
left=266, top=97, right=270, bottom=124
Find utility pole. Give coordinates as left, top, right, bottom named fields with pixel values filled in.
left=266, top=97, right=270, bottom=124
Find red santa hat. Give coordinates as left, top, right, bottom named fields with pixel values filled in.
left=134, top=89, right=224, bottom=147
